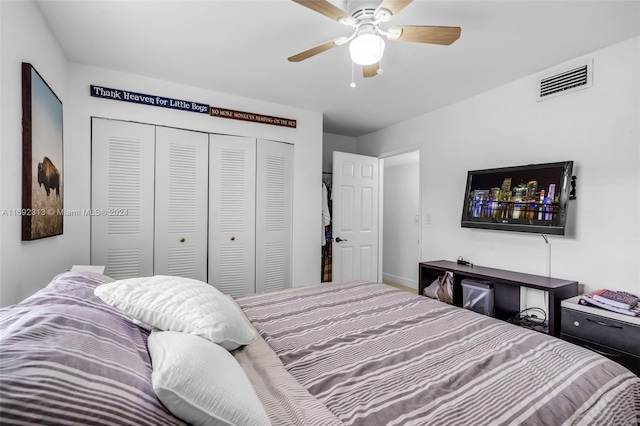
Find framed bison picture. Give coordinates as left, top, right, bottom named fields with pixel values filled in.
left=22, top=62, right=63, bottom=240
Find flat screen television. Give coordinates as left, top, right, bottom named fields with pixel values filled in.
left=461, top=161, right=573, bottom=235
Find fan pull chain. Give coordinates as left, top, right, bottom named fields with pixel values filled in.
left=378, top=39, right=384, bottom=75
left=350, top=61, right=356, bottom=88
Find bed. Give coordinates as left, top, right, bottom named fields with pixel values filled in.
left=1, top=271, right=638, bottom=425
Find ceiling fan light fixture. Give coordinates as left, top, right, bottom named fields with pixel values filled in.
left=349, top=33, right=385, bottom=66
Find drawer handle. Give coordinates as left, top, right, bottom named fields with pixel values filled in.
left=583, top=344, right=621, bottom=358
left=585, top=317, right=623, bottom=329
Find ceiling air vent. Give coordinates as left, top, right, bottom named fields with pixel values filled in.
left=537, top=59, right=593, bottom=101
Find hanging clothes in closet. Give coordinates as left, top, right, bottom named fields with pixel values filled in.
left=322, top=175, right=332, bottom=282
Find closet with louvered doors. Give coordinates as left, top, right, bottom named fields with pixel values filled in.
left=208, top=134, right=293, bottom=297
left=91, top=118, right=208, bottom=281
left=91, top=118, right=293, bottom=296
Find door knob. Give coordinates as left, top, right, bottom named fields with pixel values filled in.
left=335, top=237, right=348, bottom=243
left=230, top=236, right=236, bottom=241
left=179, top=238, right=185, bottom=243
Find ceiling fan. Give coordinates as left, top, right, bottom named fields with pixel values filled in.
left=288, top=0, right=461, bottom=78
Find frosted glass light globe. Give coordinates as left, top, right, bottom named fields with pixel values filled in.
left=349, top=34, right=385, bottom=66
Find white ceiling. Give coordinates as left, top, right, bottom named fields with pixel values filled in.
left=36, top=0, right=640, bottom=137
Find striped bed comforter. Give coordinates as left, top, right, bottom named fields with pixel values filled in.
left=236, top=281, right=640, bottom=426
left=0, top=271, right=186, bottom=426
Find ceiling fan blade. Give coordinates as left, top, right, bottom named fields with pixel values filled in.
left=389, top=25, right=461, bottom=45
left=376, top=0, right=413, bottom=22
left=292, top=0, right=352, bottom=22
left=288, top=39, right=341, bottom=62
left=363, top=62, right=380, bottom=78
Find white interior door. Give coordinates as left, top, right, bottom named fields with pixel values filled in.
left=91, top=118, right=155, bottom=279
left=154, top=127, right=208, bottom=281
left=209, top=134, right=256, bottom=296
left=255, top=139, right=293, bottom=293
left=332, top=152, right=380, bottom=282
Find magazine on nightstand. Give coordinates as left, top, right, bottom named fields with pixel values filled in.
left=579, top=291, right=640, bottom=317
left=591, top=289, right=639, bottom=310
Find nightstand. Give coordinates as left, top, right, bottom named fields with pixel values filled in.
left=561, top=296, right=640, bottom=376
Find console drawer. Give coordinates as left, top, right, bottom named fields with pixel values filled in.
left=561, top=308, right=640, bottom=356
left=561, top=334, right=640, bottom=376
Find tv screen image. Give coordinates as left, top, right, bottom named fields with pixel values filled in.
left=461, top=161, right=573, bottom=235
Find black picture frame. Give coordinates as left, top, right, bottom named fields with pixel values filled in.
left=22, top=62, right=64, bottom=240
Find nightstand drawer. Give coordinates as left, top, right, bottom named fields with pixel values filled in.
left=561, top=308, right=640, bottom=356
left=561, top=334, right=640, bottom=376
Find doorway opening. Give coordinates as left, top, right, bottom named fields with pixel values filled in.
left=381, top=150, right=420, bottom=293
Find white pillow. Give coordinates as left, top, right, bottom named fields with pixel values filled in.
left=148, top=331, right=270, bottom=426
left=94, top=275, right=255, bottom=350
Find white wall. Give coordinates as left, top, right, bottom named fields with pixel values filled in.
left=0, top=0, right=3, bottom=290
left=359, top=37, right=640, bottom=296
left=0, top=1, right=323, bottom=306
left=383, top=159, right=420, bottom=289
left=0, top=1, right=70, bottom=306
left=323, top=132, right=357, bottom=173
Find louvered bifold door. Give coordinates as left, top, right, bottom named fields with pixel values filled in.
left=91, top=118, right=155, bottom=279
left=154, top=127, right=208, bottom=281
left=255, top=140, right=293, bottom=293
left=209, top=135, right=256, bottom=297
